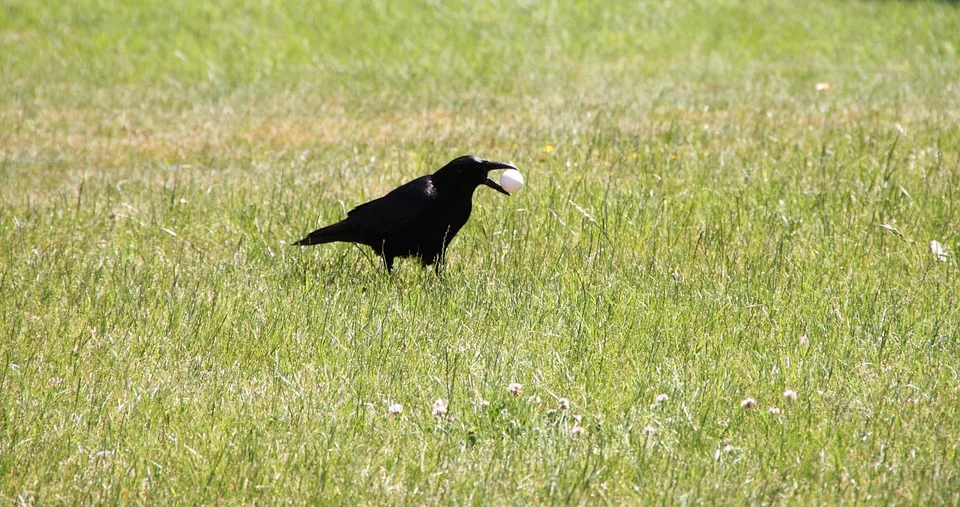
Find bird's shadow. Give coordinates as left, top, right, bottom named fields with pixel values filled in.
left=289, top=246, right=457, bottom=292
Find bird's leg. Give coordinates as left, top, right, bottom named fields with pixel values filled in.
left=433, top=254, right=446, bottom=276
left=433, top=226, right=455, bottom=276
left=376, top=240, right=395, bottom=274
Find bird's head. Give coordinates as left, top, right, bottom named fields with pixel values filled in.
left=432, top=155, right=515, bottom=195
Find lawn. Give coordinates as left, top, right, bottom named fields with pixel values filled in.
left=2, top=0, right=960, bottom=503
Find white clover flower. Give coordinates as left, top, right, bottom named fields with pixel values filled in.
left=768, top=406, right=781, bottom=415
left=740, top=398, right=758, bottom=410
left=654, top=393, right=669, bottom=404
left=387, top=403, right=403, bottom=417
left=783, top=389, right=798, bottom=402
left=571, top=425, right=585, bottom=437
left=557, top=398, right=570, bottom=410
left=432, top=398, right=448, bottom=418
left=507, top=383, right=523, bottom=397
left=930, top=240, right=948, bottom=262
left=643, top=426, right=657, bottom=436
left=714, top=444, right=738, bottom=461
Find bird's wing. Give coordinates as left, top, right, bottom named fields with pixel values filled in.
left=293, top=176, right=436, bottom=247
left=343, top=176, right=436, bottom=238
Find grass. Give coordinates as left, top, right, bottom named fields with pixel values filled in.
left=2, top=0, right=960, bottom=503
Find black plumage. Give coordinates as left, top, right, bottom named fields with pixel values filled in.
left=294, top=155, right=515, bottom=273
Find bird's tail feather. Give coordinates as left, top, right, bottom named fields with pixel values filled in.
left=292, top=225, right=341, bottom=246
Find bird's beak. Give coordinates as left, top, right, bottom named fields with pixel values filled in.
left=483, top=178, right=510, bottom=195
left=484, top=161, right=517, bottom=171
left=482, top=160, right=515, bottom=196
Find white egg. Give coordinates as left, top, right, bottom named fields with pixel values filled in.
left=499, top=169, right=524, bottom=193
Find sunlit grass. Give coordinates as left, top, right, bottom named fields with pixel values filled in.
left=2, top=0, right=960, bottom=503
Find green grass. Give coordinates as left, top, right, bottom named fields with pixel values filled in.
left=3, top=0, right=960, bottom=503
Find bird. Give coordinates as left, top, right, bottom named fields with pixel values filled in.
left=293, top=155, right=516, bottom=273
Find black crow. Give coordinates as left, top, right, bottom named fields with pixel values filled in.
left=293, top=155, right=516, bottom=273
